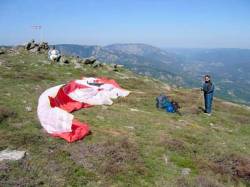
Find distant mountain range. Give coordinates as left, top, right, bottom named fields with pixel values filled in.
left=56, top=44, right=186, bottom=85
left=55, top=44, right=250, bottom=105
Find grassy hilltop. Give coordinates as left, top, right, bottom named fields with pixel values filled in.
left=0, top=48, right=250, bottom=187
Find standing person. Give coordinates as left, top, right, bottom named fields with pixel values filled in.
left=201, top=75, right=215, bottom=116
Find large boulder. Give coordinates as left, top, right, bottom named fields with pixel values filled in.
left=29, top=42, right=37, bottom=49
left=39, top=42, right=49, bottom=50
left=92, top=60, right=102, bottom=68
left=25, top=39, right=39, bottom=50
left=25, top=40, right=35, bottom=50
left=83, top=56, right=96, bottom=64
left=25, top=43, right=31, bottom=50
left=29, top=46, right=40, bottom=53
left=71, top=56, right=81, bottom=64
left=112, top=64, right=124, bottom=71
left=0, top=47, right=6, bottom=55
left=0, top=50, right=5, bottom=55
left=59, top=56, right=70, bottom=64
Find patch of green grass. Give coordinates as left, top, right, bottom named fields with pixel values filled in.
left=170, top=153, right=197, bottom=172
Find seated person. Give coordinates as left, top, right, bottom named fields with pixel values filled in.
left=48, top=46, right=61, bottom=62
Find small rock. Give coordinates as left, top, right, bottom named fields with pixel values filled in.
left=125, top=126, right=135, bottom=130
left=130, top=108, right=139, bottom=112
left=96, top=115, right=104, bottom=120
left=39, top=60, right=50, bottom=64
left=164, top=84, right=171, bottom=91
left=0, top=149, right=26, bottom=161
left=163, top=154, right=168, bottom=165
left=102, top=106, right=108, bottom=110
left=25, top=106, right=32, bottom=112
left=74, top=63, right=81, bottom=69
left=209, top=123, right=214, bottom=127
left=181, top=168, right=191, bottom=176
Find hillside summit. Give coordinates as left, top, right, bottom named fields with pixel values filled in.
left=0, top=44, right=250, bottom=186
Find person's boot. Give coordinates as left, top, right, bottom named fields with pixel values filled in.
left=204, top=112, right=211, bottom=116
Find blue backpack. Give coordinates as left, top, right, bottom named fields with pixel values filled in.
left=156, top=94, right=171, bottom=109
left=156, top=94, right=176, bottom=113
left=166, top=104, right=175, bottom=113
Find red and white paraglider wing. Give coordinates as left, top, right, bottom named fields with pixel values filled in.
left=37, top=77, right=130, bottom=143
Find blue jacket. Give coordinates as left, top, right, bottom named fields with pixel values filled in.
left=202, top=82, right=215, bottom=94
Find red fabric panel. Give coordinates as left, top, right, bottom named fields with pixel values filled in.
left=50, top=86, right=92, bottom=112
left=97, top=77, right=121, bottom=88
left=63, top=80, right=90, bottom=95
left=48, top=96, right=57, bottom=108
left=51, top=119, right=90, bottom=143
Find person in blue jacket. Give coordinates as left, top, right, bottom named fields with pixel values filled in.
left=201, top=75, right=215, bottom=115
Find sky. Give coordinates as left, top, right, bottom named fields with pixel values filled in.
left=0, top=0, right=250, bottom=48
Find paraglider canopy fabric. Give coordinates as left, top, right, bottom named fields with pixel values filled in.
left=37, top=77, right=130, bottom=142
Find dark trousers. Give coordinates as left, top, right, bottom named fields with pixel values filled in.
left=204, top=93, right=213, bottom=113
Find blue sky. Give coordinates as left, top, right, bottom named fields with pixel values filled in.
left=0, top=0, right=250, bottom=48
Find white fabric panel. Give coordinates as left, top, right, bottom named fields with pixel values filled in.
left=69, top=78, right=130, bottom=105
left=37, top=85, right=73, bottom=134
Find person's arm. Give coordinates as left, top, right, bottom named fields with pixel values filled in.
left=202, top=83, right=208, bottom=93
left=207, top=84, right=215, bottom=94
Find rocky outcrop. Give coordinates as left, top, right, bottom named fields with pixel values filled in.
left=25, top=40, right=49, bottom=53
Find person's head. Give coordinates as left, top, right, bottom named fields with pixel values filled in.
left=204, top=75, right=211, bottom=82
